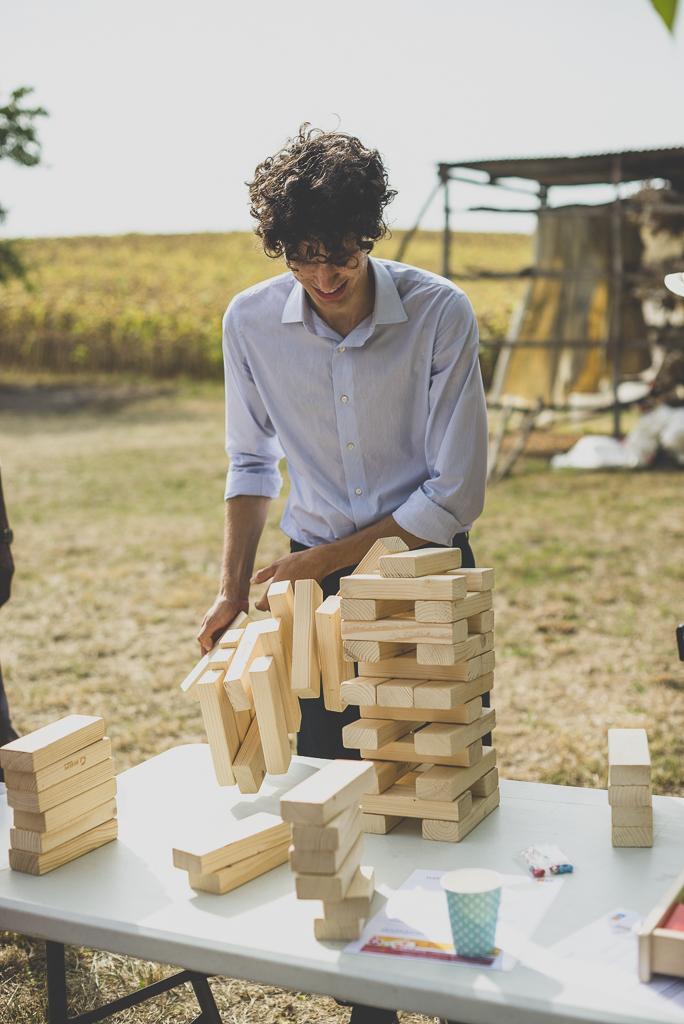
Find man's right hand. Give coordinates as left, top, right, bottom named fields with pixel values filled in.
left=197, top=594, right=249, bottom=656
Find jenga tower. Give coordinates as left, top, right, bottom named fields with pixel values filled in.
left=338, top=546, right=499, bottom=842
left=608, top=729, right=653, bottom=847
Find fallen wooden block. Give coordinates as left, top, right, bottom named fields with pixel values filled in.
left=342, top=717, right=422, bottom=751
left=445, top=568, right=495, bottom=592
left=360, top=650, right=494, bottom=681
left=363, top=759, right=418, bottom=795
left=414, top=591, right=492, bottom=624
left=362, top=784, right=473, bottom=823
left=13, top=779, right=117, bottom=834
left=612, top=825, right=653, bottom=848
left=291, top=803, right=363, bottom=852
left=188, top=840, right=290, bottom=894
left=379, top=548, right=461, bottom=578
left=2, top=737, right=111, bottom=794
left=413, top=673, right=494, bottom=710
left=414, top=748, right=497, bottom=801
left=466, top=610, right=495, bottom=634
left=315, top=596, right=349, bottom=713
left=341, top=615, right=468, bottom=646
left=361, top=735, right=483, bottom=768
left=295, top=831, right=364, bottom=901
left=198, top=668, right=242, bottom=786
left=607, top=784, right=652, bottom=807
left=289, top=818, right=363, bottom=875
left=259, top=618, right=301, bottom=733
left=413, top=708, right=496, bottom=757
left=417, top=632, right=494, bottom=666
left=341, top=597, right=414, bottom=621
left=611, top=805, right=653, bottom=828
left=6, top=758, right=115, bottom=814
left=232, top=718, right=267, bottom=794
left=470, top=766, right=499, bottom=798
left=292, top=579, right=323, bottom=699
left=280, top=759, right=375, bottom=827
left=314, top=916, right=366, bottom=941
left=376, top=678, right=427, bottom=708
left=249, top=656, right=291, bottom=776
left=421, top=788, right=500, bottom=843
left=10, top=798, right=117, bottom=855
left=362, top=813, right=403, bottom=834
left=353, top=537, right=408, bottom=576
left=322, top=866, right=375, bottom=919
left=608, top=729, right=652, bottom=786
left=359, top=699, right=484, bottom=725
left=173, top=811, right=290, bottom=875
left=340, top=676, right=390, bottom=706
left=9, top=818, right=118, bottom=875
left=343, top=640, right=415, bottom=663
left=0, top=716, right=105, bottom=775
left=340, top=574, right=467, bottom=602
left=223, top=621, right=269, bottom=712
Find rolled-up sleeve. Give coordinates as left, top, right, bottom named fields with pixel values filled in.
left=392, top=293, right=488, bottom=545
left=223, top=302, right=284, bottom=501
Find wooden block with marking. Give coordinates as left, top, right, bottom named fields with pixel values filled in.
left=360, top=699, right=483, bottom=725
left=363, top=759, right=417, bottom=795
left=611, top=804, right=653, bottom=828
left=421, top=788, right=500, bottom=843
left=362, top=813, right=403, bottom=834
left=361, top=735, right=483, bottom=767
left=173, top=812, right=290, bottom=874
left=188, top=840, right=290, bottom=894
left=323, top=866, right=375, bottom=919
left=362, top=783, right=473, bottom=823
left=10, top=798, right=118, bottom=855
left=3, top=737, right=111, bottom=794
left=413, top=708, right=495, bottom=757
left=341, top=574, right=467, bottom=602
left=291, top=803, right=363, bottom=852
left=414, top=591, right=492, bottom=624
left=360, top=652, right=491, bottom=682
left=353, top=537, right=408, bottom=576
left=249, top=656, right=291, bottom=776
left=470, top=766, right=499, bottom=798
left=0, top=716, right=105, bottom=774
left=6, top=758, right=115, bottom=814
left=608, top=784, right=652, bottom=807
left=414, top=748, right=497, bottom=801
left=9, top=818, right=118, bottom=875
left=340, top=676, right=389, bottom=706
left=341, top=598, right=414, bottom=621
left=343, top=640, right=415, bottom=663
left=223, top=621, right=267, bottom=712
left=446, top=568, right=495, bottom=592
left=417, top=632, right=494, bottom=666
left=259, top=618, right=301, bottom=733
left=232, top=718, right=267, bottom=794
left=608, top=729, right=652, bottom=786
left=376, top=678, right=425, bottom=708
left=295, top=831, right=364, bottom=901
left=13, top=778, right=117, bottom=834
left=342, top=615, right=468, bottom=645
left=289, top=818, right=363, bottom=875
left=612, top=825, right=653, bottom=848
left=467, top=610, right=495, bottom=634
left=280, top=759, right=375, bottom=826
left=314, top=916, right=365, bottom=941
left=379, top=548, right=461, bottom=578
left=315, top=596, right=349, bottom=713
left=292, top=579, right=323, bottom=698
left=342, top=718, right=422, bottom=751
left=198, top=668, right=242, bottom=785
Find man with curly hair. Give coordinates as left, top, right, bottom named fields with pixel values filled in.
left=198, top=126, right=488, bottom=765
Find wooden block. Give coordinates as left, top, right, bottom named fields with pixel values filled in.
left=3, top=737, right=111, bottom=793
left=13, top=778, right=117, bottom=834
left=323, top=866, right=375, bottom=919
left=232, top=718, right=267, bottom=794
left=470, top=766, right=499, bottom=798
left=267, top=580, right=295, bottom=655
left=342, top=615, right=468, bottom=646
left=343, top=640, right=415, bottom=663
left=339, top=676, right=389, bottom=706
left=363, top=784, right=473, bottom=823
left=361, top=735, right=483, bottom=768
left=417, top=632, right=494, bottom=666
left=259, top=618, right=301, bottom=732
left=291, top=803, right=363, bottom=852
left=341, top=598, right=414, bottom=621
left=612, top=825, right=653, bottom=848
left=353, top=537, right=408, bottom=576
left=342, top=718, right=422, bottom=751
left=608, top=784, right=652, bottom=807
left=360, top=699, right=484, bottom=725
left=611, top=804, right=653, bottom=828
left=315, top=596, right=349, bottom=713
left=421, top=788, right=500, bottom=842
left=9, top=818, right=118, bottom=875
left=289, top=816, right=362, bottom=874
left=7, top=758, right=115, bottom=814
left=467, top=610, right=495, bottom=634
left=360, top=652, right=492, bottom=682
left=217, top=628, right=245, bottom=650
left=180, top=651, right=212, bottom=701
left=363, top=759, right=418, bottom=795
left=295, top=831, right=364, bottom=901
left=220, top=609, right=253, bottom=640
left=414, top=591, right=492, bottom=624
left=0, top=715, right=105, bottom=774
left=314, top=916, right=365, bottom=941
left=208, top=646, right=236, bottom=671
left=413, top=673, right=494, bottom=710
left=10, top=798, right=117, bottom=855
left=481, top=650, right=496, bottom=674
left=379, top=548, right=461, bottom=578
left=223, top=621, right=268, bottom=712
left=446, top=568, right=495, bottom=592
left=362, top=813, right=403, bottom=834
left=292, top=579, right=323, bottom=698
left=608, top=729, right=651, bottom=786
left=188, top=840, right=290, bottom=894
left=340, top=574, right=467, bottom=602
left=280, top=759, right=375, bottom=826
left=376, top=678, right=426, bottom=708
left=413, top=708, right=495, bottom=757
left=173, top=812, right=290, bottom=874
left=249, top=656, right=291, bottom=776
left=415, top=748, right=497, bottom=801
left=198, top=668, right=240, bottom=786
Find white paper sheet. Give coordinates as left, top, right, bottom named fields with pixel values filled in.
left=344, top=869, right=563, bottom=971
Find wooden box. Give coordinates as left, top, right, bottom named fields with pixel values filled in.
left=638, top=865, right=684, bottom=981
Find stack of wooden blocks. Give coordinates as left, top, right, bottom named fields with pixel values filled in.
left=280, top=760, right=376, bottom=940
left=338, top=545, right=499, bottom=843
left=172, top=811, right=291, bottom=894
left=0, top=715, right=118, bottom=875
left=608, top=728, right=653, bottom=848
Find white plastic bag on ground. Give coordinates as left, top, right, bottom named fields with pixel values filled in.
left=551, top=406, right=684, bottom=470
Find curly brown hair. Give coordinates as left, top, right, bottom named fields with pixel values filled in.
left=248, top=124, right=397, bottom=265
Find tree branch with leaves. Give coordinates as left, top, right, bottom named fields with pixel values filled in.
left=0, top=87, right=48, bottom=283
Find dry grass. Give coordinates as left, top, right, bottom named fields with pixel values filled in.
left=0, top=385, right=682, bottom=1020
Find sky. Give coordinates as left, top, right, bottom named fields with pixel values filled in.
left=1, top=0, right=684, bottom=239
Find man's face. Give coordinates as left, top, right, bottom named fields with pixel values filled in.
left=287, top=242, right=370, bottom=314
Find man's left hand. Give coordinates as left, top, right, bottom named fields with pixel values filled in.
left=251, top=547, right=331, bottom=611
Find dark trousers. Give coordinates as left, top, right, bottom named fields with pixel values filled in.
left=0, top=661, right=19, bottom=782
left=291, top=532, right=489, bottom=759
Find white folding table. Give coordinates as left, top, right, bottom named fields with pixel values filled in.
left=1, top=744, right=684, bottom=1024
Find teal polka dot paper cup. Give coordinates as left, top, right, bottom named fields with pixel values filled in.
left=440, top=868, right=503, bottom=958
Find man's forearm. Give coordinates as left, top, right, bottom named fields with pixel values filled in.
left=219, top=495, right=272, bottom=600
left=313, top=514, right=424, bottom=578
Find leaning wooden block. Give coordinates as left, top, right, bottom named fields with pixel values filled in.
left=0, top=715, right=105, bottom=774
left=376, top=678, right=426, bottom=708
left=342, top=718, right=423, bottom=751
left=415, top=748, right=497, bottom=801
left=608, top=784, right=652, bottom=807
left=232, top=718, right=267, bottom=794
left=343, top=640, right=415, bottom=663
left=9, top=818, right=118, bottom=875
left=322, top=866, right=375, bottom=919
left=180, top=651, right=212, bottom=701
left=295, top=831, right=364, bottom=901
left=612, top=804, right=653, bottom=828
left=379, top=548, right=461, bottom=578
left=259, top=618, right=301, bottom=732
left=221, top=610, right=253, bottom=638
left=413, top=673, right=494, bottom=710
left=362, top=784, right=473, bottom=823
left=188, top=840, right=290, bottom=894
left=361, top=735, right=483, bottom=768
left=291, top=803, right=363, bottom=852
left=417, top=632, right=494, bottom=666
left=413, top=708, right=495, bottom=757
left=353, top=537, right=408, bottom=576
left=173, top=811, right=290, bottom=875
left=340, top=574, right=467, bottom=602
left=249, top=656, right=291, bottom=776
left=13, top=778, right=117, bottom=834
left=363, top=759, right=418, bottom=795
left=466, top=610, right=495, bottom=634
left=280, top=759, right=375, bottom=826
left=608, top=729, right=652, bottom=786
left=208, top=646, right=236, bottom=671
left=470, top=766, right=499, bottom=798
left=360, top=651, right=492, bottom=682
left=268, top=581, right=295, bottom=658
left=292, top=579, right=323, bottom=698
left=314, top=916, right=366, bottom=941
left=198, top=668, right=241, bottom=786
left=363, top=813, right=403, bottom=834
left=414, top=591, right=492, bottom=624
left=340, top=676, right=389, bottom=706
left=217, top=628, right=246, bottom=649
left=10, top=798, right=117, bottom=855
left=3, top=737, right=111, bottom=794
left=612, top=825, right=653, bottom=848
left=289, top=819, right=362, bottom=875
left=342, top=615, right=468, bottom=645
left=6, top=757, right=115, bottom=814
left=446, top=568, right=495, bottom=592
left=224, top=621, right=269, bottom=712
left=315, top=596, right=349, bottom=713
left=341, top=598, right=414, bottom=621
left=360, top=699, right=483, bottom=725
left=421, top=789, right=500, bottom=843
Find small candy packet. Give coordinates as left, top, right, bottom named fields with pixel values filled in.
left=515, top=843, right=573, bottom=878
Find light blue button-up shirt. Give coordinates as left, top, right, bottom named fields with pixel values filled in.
left=223, top=257, right=488, bottom=548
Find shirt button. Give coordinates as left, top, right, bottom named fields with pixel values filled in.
left=355, top=488, right=362, bottom=495
left=347, top=443, right=355, bottom=450
left=341, top=395, right=348, bottom=403
left=339, top=346, right=346, bottom=352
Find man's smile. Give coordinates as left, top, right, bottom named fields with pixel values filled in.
left=311, top=281, right=348, bottom=301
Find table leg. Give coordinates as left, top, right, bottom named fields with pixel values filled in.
left=189, top=972, right=223, bottom=1023
left=46, top=940, right=69, bottom=1024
